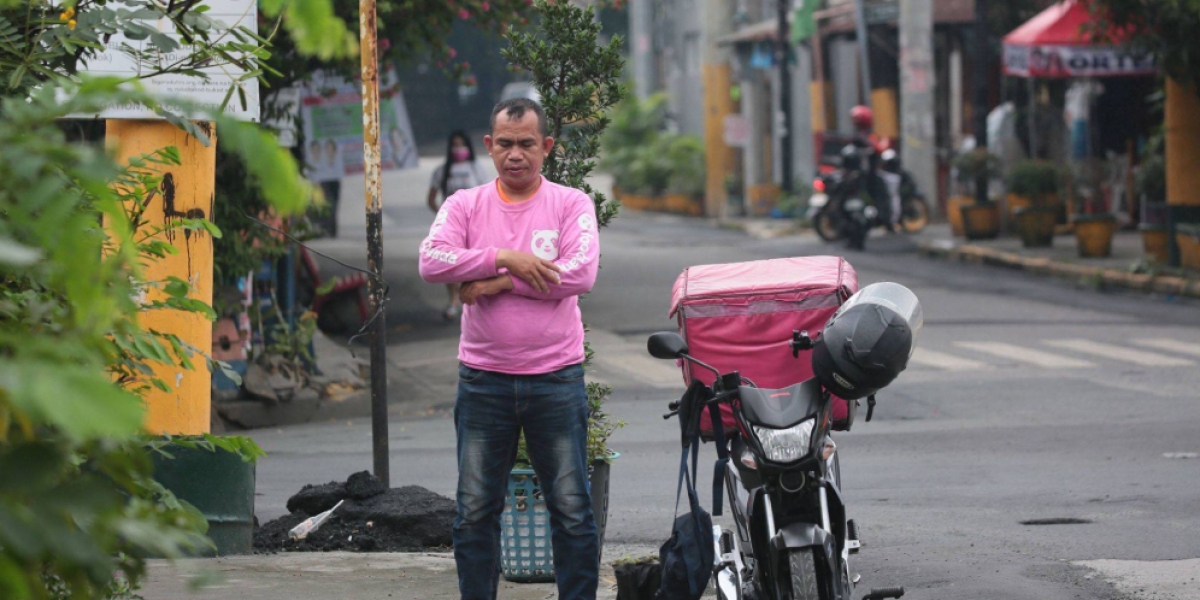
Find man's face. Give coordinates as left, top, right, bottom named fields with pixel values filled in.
left=484, top=111, right=554, bottom=191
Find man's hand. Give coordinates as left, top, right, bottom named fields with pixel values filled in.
left=496, top=249, right=561, bottom=293
left=461, top=275, right=515, bottom=306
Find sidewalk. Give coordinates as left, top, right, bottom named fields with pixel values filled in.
left=913, top=223, right=1200, bottom=299
left=138, top=551, right=634, bottom=599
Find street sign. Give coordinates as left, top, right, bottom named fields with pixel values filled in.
left=723, top=114, right=748, bottom=147
left=79, top=0, right=260, bottom=121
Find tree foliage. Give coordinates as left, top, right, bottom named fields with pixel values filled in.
left=503, top=0, right=625, bottom=228
left=0, top=0, right=343, bottom=597
left=504, top=0, right=626, bottom=463
left=1089, top=0, right=1200, bottom=91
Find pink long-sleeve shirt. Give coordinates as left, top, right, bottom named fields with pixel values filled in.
left=418, top=177, right=600, bottom=375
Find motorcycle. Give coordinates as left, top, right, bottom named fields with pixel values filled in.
left=808, top=150, right=929, bottom=250
left=648, top=282, right=923, bottom=600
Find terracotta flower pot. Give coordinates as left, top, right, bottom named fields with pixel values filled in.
left=1139, top=224, right=1169, bottom=264
left=1014, top=206, right=1056, bottom=248
left=961, top=203, right=1001, bottom=241
left=1005, top=194, right=1031, bottom=232
left=1073, top=215, right=1117, bottom=258
left=947, top=195, right=972, bottom=237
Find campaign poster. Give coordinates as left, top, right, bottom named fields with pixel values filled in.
left=301, top=70, right=419, bottom=182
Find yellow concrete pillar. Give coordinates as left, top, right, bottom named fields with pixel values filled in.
left=810, top=81, right=829, bottom=133
left=106, top=120, right=216, bottom=435
left=871, top=87, right=899, bottom=139
left=704, top=64, right=738, bottom=217
left=1166, top=78, right=1200, bottom=207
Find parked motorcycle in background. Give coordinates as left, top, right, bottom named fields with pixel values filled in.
left=650, top=282, right=923, bottom=600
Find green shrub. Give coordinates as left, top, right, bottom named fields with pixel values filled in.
left=1006, top=160, right=1062, bottom=200
left=601, top=95, right=705, bottom=197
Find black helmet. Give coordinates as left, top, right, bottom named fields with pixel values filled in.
left=839, top=144, right=862, bottom=172
left=812, top=282, right=923, bottom=400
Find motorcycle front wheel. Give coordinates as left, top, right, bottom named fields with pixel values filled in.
left=784, top=547, right=823, bottom=600
left=900, top=195, right=930, bottom=232
left=814, top=209, right=843, bottom=242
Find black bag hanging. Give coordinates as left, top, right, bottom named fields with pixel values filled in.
left=656, top=383, right=728, bottom=600
left=655, top=435, right=713, bottom=600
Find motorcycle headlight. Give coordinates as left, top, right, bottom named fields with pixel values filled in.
left=752, top=419, right=814, bottom=463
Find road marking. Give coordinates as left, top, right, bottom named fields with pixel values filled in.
left=1132, top=337, right=1200, bottom=359
left=598, top=353, right=684, bottom=389
left=1044, top=339, right=1194, bottom=367
left=954, top=341, right=1096, bottom=368
left=908, top=348, right=988, bottom=371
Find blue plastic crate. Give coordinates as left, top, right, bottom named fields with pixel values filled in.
left=500, top=456, right=616, bottom=583
left=501, top=468, right=554, bottom=582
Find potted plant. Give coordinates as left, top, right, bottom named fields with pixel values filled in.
left=663, top=134, right=706, bottom=216
left=1071, top=161, right=1119, bottom=258
left=1007, top=160, right=1062, bottom=247
left=613, top=554, right=662, bottom=599
left=1135, top=154, right=1169, bottom=263
left=952, top=149, right=1003, bottom=240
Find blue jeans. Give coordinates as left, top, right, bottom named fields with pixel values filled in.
left=453, top=363, right=598, bottom=600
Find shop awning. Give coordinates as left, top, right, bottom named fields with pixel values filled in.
left=1002, top=0, right=1156, bottom=78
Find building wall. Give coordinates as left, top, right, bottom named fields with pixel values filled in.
left=660, top=0, right=705, bottom=136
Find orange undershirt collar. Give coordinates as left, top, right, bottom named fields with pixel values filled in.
left=496, top=178, right=541, bottom=204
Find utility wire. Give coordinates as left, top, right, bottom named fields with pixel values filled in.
left=236, top=208, right=389, bottom=350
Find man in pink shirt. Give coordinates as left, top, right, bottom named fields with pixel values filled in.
left=418, top=98, right=601, bottom=600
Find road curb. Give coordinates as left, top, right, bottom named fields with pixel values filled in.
left=916, top=240, right=1200, bottom=299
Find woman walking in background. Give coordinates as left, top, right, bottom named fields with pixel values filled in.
left=427, top=130, right=488, bottom=320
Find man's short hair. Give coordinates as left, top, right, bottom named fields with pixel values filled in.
left=490, top=98, right=548, bottom=137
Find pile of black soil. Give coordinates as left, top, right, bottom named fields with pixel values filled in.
left=254, top=471, right=456, bottom=553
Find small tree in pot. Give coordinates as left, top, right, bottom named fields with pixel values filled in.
left=1008, top=160, right=1063, bottom=247
left=952, top=149, right=1003, bottom=240
left=500, top=0, right=625, bottom=583
left=1071, top=159, right=1120, bottom=258
left=1136, top=133, right=1170, bottom=263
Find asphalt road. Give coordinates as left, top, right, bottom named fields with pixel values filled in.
left=253, top=162, right=1200, bottom=600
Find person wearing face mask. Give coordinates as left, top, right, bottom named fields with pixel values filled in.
left=427, top=130, right=487, bottom=320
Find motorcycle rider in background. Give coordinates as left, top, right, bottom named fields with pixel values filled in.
left=848, top=106, right=900, bottom=233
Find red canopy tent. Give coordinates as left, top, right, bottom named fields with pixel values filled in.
left=1002, top=0, right=1156, bottom=79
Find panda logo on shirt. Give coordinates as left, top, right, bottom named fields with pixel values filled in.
left=531, top=230, right=560, bottom=260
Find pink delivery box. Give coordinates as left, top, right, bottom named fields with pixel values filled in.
left=669, top=256, right=859, bottom=436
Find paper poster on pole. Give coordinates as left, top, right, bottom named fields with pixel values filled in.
left=300, top=70, right=419, bottom=182
left=74, top=0, right=260, bottom=121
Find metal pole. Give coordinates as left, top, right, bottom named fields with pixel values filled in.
left=973, top=0, right=990, bottom=205
left=360, top=0, right=389, bottom=487
left=778, top=0, right=793, bottom=193
left=852, top=0, right=872, bottom=107
left=898, top=0, right=937, bottom=209
left=1026, top=76, right=1037, bottom=159
left=631, top=0, right=656, bottom=100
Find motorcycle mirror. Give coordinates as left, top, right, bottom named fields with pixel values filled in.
left=647, top=332, right=689, bottom=359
